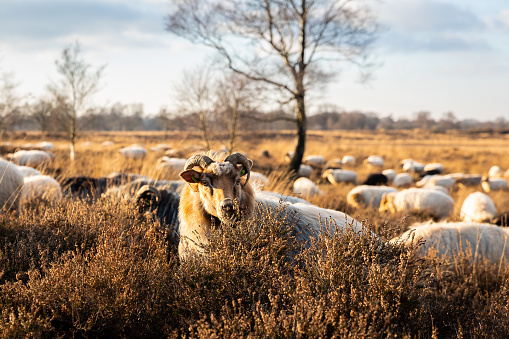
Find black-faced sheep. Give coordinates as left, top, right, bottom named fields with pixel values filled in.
left=361, top=173, right=388, bottom=186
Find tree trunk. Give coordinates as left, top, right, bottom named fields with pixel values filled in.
left=199, top=111, right=211, bottom=150
left=228, top=104, right=239, bottom=154
left=288, top=94, right=306, bottom=176
left=70, top=115, right=76, bottom=161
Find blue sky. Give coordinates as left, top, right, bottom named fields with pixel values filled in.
left=0, top=0, right=508, bottom=120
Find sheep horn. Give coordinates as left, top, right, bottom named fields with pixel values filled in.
left=135, top=185, right=161, bottom=214
left=184, top=155, right=214, bottom=171
left=224, top=153, right=251, bottom=186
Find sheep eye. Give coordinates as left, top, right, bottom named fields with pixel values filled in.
left=202, top=180, right=208, bottom=186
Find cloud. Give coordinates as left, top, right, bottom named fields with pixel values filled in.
left=496, top=9, right=509, bottom=29
left=0, top=0, right=170, bottom=50
left=375, top=0, right=491, bottom=53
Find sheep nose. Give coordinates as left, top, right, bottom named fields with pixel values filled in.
left=221, top=199, right=234, bottom=214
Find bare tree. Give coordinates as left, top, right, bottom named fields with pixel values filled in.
left=48, top=42, right=105, bottom=161
left=215, top=72, right=258, bottom=153
left=166, top=0, right=378, bottom=174
left=172, top=63, right=215, bottom=150
left=0, top=72, right=22, bottom=139
left=30, top=98, right=55, bottom=133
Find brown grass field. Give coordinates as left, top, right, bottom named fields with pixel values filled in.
left=1, top=129, right=509, bottom=337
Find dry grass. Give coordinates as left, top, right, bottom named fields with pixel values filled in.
left=1, top=129, right=509, bottom=337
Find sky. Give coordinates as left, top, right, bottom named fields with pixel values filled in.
left=0, top=0, right=508, bottom=121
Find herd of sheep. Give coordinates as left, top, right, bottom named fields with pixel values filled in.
left=1, top=141, right=509, bottom=268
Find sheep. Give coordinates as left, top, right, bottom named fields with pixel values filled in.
left=150, top=144, right=173, bottom=153
left=364, top=155, right=384, bottom=168
left=293, top=177, right=324, bottom=199
left=452, top=173, right=483, bottom=186
left=361, top=173, right=388, bottom=186
left=10, top=150, right=53, bottom=168
left=392, top=173, right=413, bottom=188
left=390, top=221, right=509, bottom=266
left=297, top=164, right=313, bottom=178
left=423, top=163, right=444, bottom=174
left=101, top=141, right=115, bottom=147
left=119, top=145, right=147, bottom=160
left=379, top=188, right=454, bottom=219
left=347, top=185, right=398, bottom=209
left=489, top=165, right=504, bottom=178
left=36, top=141, right=55, bottom=151
left=104, top=178, right=184, bottom=201
left=16, top=166, right=42, bottom=178
left=0, top=159, right=24, bottom=213
left=156, top=157, right=187, bottom=173
left=249, top=171, right=269, bottom=188
left=303, top=155, right=325, bottom=169
left=21, top=175, right=62, bottom=205
left=481, top=176, right=508, bottom=193
left=61, top=176, right=110, bottom=201
left=416, top=175, right=455, bottom=190
left=460, top=192, right=497, bottom=223
left=382, top=169, right=397, bottom=183
left=341, top=155, right=356, bottom=166
left=324, top=159, right=343, bottom=171
left=402, top=160, right=425, bottom=174
left=178, top=153, right=256, bottom=259
left=322, top=169, right=357, bottom=185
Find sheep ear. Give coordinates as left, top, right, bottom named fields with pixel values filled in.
left=180, top=169, right=201, bottom=184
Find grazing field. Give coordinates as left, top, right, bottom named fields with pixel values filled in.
left=1, top=129, right=509, bottom=337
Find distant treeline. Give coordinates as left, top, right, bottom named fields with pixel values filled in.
left=9, top=102, right=509, bottom=133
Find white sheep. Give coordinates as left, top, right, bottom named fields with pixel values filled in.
left=392, top=173, right=413, bottom=187
left=423, top=163, right=445, bottom=174
left=119, top=145, right=147, bottom=160
left=101, top=141, right=115, bottom=147
left=364, top=155, right=384, bottom=168
left=303, top=155, right=325, bottom=168
left=11, top=150, right=53, bottom=168
left=15, top=166, right=42, bottom=178
left=481, top=176, right=508, bottom=193
left=382, top=169, right=397, bottom=183
left=379, top=188, right=454, bottom=219
left=402, top=160, right=425, bottom=174
left=416, top=175, right=455, bottom=189
left=390, top=221, right=509, bottom=266
left=156, top=157, right=187, bottom=173
left=347, top=185, right=398, bottom=209
left=36, top=141, right=55, bottom=151
left=324, top=159, right=343, bottom=170
left=249, top=171, right=269, bottom=187
left=460, top=192, right=497, bottom=223
left=293, top=177, right=324, bottom=199
left=297, top=164, right=313, bottom=178
left=21, top=175, right=62, bottom=205
left=341, top=155, right=356, bottom=166
left=489, top=165, right=504, bottom=178
left=322, top=169, right=357, bottom=185
left=452, top=173, right=483, bottom=186
left=0, top=159, right=24, bottom=213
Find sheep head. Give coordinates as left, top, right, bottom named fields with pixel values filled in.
left=179, top=153, right=254, bottom=224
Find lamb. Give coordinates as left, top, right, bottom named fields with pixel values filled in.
left=347, top=185, right=398, bottom=209
left=392, top=173, right=413, bottom=187
left=390, top=221, right=509, bottom=266
left=481, top=176, right=508, bottom=193
left=178, top=153, right=256, bottom=259
left=10, top=150, right=53, bottom=168
left=119, top=145, right=147, bottom=160
left=364, top=155, right=384, bottom=168
left=361, top=173, right=388, bottom=186
left=293, top=177, right=324, bottom=199
left=0, top=159, right=24, bottom=213
left=460, top=192, right=497, bottom=223
left=322, top=169, right=357, bottom=185
left=21, top=175, right=62, bottom=205
left=379, top=188, right=454, bottom=219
